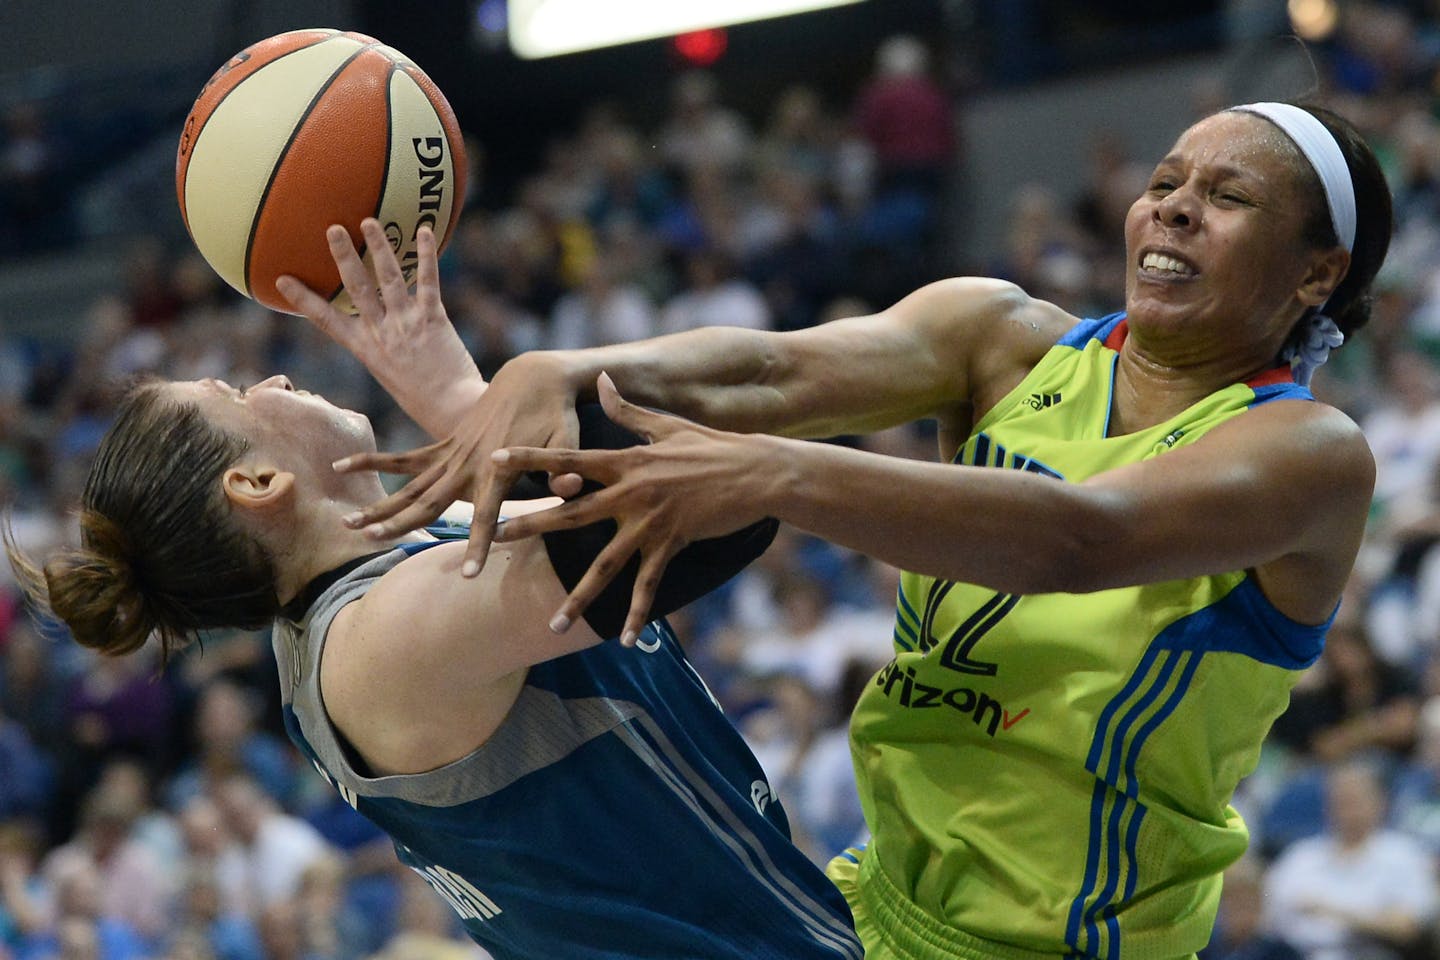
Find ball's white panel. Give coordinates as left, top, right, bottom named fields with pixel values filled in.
left=183, top=36, right=365, bottom=296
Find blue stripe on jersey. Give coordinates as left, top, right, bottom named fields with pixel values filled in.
left=1068, top=575, right=1309, bottom=956
left=1068, top=646, right=1201, bottom=958
left=1057, top=311, right=1127, bottom=349
left=895, top=586, right=921, bottom=651
left=1248, top=378, right=1313, bottom=406
left=1080, top=650, right=1184, bottom=957
left=1154, top=575, right=1329, bottom=669
left=1101, top=351, right=1119, bottom=438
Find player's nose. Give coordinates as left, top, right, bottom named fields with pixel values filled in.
left=252, top=374, right=294, bottom=392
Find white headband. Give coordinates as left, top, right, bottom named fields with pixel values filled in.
left=1229, top=102, right=1356, bottom=253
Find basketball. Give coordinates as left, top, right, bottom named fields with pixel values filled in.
left=175, top=29, right=467, bottom=315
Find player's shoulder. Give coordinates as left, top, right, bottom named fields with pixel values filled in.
left=1205, top=395, right=1375, bottom=496
left=901, top=278, right=1077, bottom=411
left=893, top=277, right=1075, bottom=338
left=1228, top=394, right=1370, bottom=451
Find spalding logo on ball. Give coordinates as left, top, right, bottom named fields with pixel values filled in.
left=176, top=29, right=467, bottom=314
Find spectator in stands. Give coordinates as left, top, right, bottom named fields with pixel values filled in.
left=656, top=70, right=752, bottom=176
left=174, top=798, right=247, bottom=921
left=658, top=248, right=770, bottom=335
left=165, top=680, right=294, bottom=814
left=85, top=761, right=178, bottom=886
left=1390, top=697, right=1440, bottom=854
left=1269, top=618, right=1419, bottom=765
left=1265, top=760, right=1436, bottom=960
left=0, top=101, right=69, bottom=256
left=19, top=858, right=149, bottom=960
left=1363, top=350, right=1440, bottom=532
left=546, top=254, right=656, bottom=350
left=38, top=786, right=171, bottom=946
left=0, top=622, right=68, bottom=771
left=0, top=711, right=50, bottom=822
left=52, top=650, right=174, bottom=842
left=166, top=870, right=261, bottom=960
left=210, top=776, right=333, bottom=913
left=1199, top=858, right=1302, bottom=960
left=852, top=35, right=955, bottom=198
left=291, top=856, right=369, bottom=960
left=0, top=820, right=48, bottom=953
left=365, top=872, right=489, bottom=960
left=584, top=127, right=671, bottom=234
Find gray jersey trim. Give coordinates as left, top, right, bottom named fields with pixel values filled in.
left=615, top=718, right=864, bottom=959
left=274, top=548, right=640, bottom=808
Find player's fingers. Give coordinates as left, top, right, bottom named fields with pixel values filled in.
left=460, top=496, right=500, bottom=579
left=414, top=225, right=443, bottom=313
left=327, top=224, right=384, bottom=319
left=275, top=276, right=347, bottom=343
left=596, top=372, right=670, bottom=442
left=362, top=218, right=409, bottom=311
left=546, top=536, right=638, bottom=635
left=491, top=493, right=604, bottom=542
left=332, top=441, right=445, bottom=477
left=458, top=466, right=520, bottom=577
left=549, top=472, right=584, bottom=499
left=339, top=459, right=451, bottom=530
left=618, top=548, right=674, bottom=647
left=491, top=446, right=619, bottom=485
left=352, top=477, right=461, bottom=539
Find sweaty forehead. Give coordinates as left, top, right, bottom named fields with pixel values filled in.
left=1167, top=111, right=1306, bottom=180
left=163, top=380, right=245, bottom=428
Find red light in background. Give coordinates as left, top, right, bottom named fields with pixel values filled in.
left=673, top=28, right=728, bottom=66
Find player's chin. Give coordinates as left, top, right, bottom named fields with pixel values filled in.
left=339, top=411, right=378, bottom=449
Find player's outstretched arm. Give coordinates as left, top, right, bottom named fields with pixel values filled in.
left=277, top=218, right=485, bottom=441
left=322, top=276, right=1067, bottom=582
left=493, top=374, right=1374, bottom=641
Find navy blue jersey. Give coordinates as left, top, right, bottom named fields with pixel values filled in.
left=272, top=536, right=860, bottom=960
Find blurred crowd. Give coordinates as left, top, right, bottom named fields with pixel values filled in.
left=4, top=5, right=1440, bottom=959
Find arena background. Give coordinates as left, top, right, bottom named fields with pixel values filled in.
left=1, top=2, right=1438, bottom=959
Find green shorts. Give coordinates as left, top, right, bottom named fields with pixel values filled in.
left=826, top=846, right=1200, bottom=960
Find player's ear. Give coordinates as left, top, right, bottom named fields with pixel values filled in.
left=1297, top=246, right=1350, bottom=308
left=222, top=465, right=295, bottom=514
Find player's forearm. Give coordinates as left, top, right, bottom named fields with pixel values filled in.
left=406, top=376, right=487, bottom=441
left=747, top=434, right=1125, bottom=594
left=532, top=327, right=804, bottom=434
left=372, top=356, right=486, bottom=441
left=527, top=277, right=1031, bottom=440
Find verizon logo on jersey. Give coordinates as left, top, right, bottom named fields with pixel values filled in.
left=874, top=659, right=1030, bottom=737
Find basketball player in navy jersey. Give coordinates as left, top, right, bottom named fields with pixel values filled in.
left=8, top=221, right=861, bottom=960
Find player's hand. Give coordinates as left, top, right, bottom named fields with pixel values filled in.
left=490, top=373, right=771, bottom=646
left=276, top=218, right=483, bottom=438
left=328, top=351, right=586, bottom=574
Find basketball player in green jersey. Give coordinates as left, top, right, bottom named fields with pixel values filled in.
left=288, top=103, right=1392, bottom=959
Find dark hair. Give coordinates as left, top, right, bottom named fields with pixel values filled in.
left=4, top=382, right=279, bottom=663
left=1287, top=103, right=1393, bottom=340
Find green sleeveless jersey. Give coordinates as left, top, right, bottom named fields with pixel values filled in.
left=840, top=314, right=1331, bottom=959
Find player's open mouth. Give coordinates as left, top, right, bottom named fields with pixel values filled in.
left=1138, top=250, right=1198, bottom=279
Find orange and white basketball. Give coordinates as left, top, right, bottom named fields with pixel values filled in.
left=176, top=29, right=467, bottom=314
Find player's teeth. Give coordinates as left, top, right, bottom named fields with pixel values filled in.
left=1141, top=253, right=1193, bottom=275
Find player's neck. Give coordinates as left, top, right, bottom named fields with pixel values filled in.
left=270, top=497, right=425, bottom=606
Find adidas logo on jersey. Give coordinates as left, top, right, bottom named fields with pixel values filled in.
left=1023, top=392, right=1062, bottom=410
